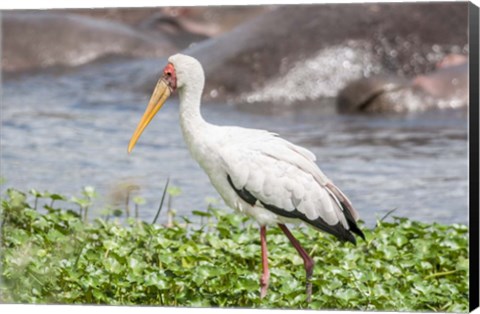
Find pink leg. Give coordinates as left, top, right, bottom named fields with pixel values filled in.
left=260, top=225, right=270, bottom=298
left=278, top=224, right=315, bottom=302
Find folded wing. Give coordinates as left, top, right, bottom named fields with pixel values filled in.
left=219, top=128, right=364, bottom=244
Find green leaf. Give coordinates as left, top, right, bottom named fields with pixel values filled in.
left=113, top=209, right=123, bottom=217
left=49, top=194, right=67, bottom=201
left=29, top=189, right=44, bottom=198
left=82, top=186, right=97, bottom=199
left=167, top=186, right=182, bottom=197
left=192, top=210, right=212, bottom=217
left=103, top=239, right=119, bottom=251
left=103, top=257, right=123, bottom=274
left=70, top=196, right=90, bottom=207
left=392, top=231, right=408, bottom=247
left=133, top=196, right=146, bottom=205
left=144, top=273, right=167, bottom=290
left=382, top=245, right=398, bottom=260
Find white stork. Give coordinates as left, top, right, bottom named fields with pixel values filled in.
left=128, top=54, right=365, bottom=301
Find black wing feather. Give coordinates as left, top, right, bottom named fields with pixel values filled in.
left=226, top=174, right=361, bottom=244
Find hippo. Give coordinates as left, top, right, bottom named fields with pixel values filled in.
left=3, top=3, right=469, bottom=114
left=170, top=2, right=468, bottom=108
left=337, top=58, right=469, bottom=113
left=2, top=11, right=175, bottom=73
left=135, top=6, right=271, bottom=49
left=1, top=7, right=269, bottom=73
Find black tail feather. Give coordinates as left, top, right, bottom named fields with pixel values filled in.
left=340, top=200, right=366, bottom=241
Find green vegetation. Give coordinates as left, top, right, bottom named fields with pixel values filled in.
left=0, top=188, right=469, bottom=311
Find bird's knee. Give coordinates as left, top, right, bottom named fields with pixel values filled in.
left=260, top=271, right=270, bottom=286
left=305, top=258, right=315, bottom=279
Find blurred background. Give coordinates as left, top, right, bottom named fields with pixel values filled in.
left=1, top=3, right=469, bottom=226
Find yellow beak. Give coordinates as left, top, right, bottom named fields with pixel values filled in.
left=128, top=78, right=171, bottom=153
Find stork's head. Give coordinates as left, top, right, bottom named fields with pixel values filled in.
left=127, top=54, right=204, bottom=153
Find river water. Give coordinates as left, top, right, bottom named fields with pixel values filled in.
left=1, top=58, right=469, bottom=226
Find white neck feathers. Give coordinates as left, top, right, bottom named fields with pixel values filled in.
left=171, top=55, right=209, bottom=151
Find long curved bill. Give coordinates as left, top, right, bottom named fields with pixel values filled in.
left=128, top=79, right=171, bottom=153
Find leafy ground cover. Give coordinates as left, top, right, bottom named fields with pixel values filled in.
left=0, top=188, right=469, bottom=311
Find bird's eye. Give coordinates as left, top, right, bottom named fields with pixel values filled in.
left=166, top=71, right=171, bottom=77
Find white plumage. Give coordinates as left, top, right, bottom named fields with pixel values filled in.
left=214, top=128, right=351, bottom=226
left=128, top=53, right=364, bottom=301
left=169, top=53, right=361, bottom=239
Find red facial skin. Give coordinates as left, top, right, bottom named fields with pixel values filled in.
left=163, top=63, right=177, bottom=92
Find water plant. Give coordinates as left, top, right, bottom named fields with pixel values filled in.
left=0, top=188, right=469, bottom=311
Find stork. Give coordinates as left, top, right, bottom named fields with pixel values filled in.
left=128, top=54, right=365, bottom=301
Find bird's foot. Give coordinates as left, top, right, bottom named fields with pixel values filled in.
left=305, top=280, right=312, bottom=303
left=260, top=275, right=269, bottom=299
left=260, top=286, right=268, bottom=299
left=305, top=265, right=314, bottom=302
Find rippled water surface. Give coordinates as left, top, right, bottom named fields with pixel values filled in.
left=1, top=59, right=469, bottom=226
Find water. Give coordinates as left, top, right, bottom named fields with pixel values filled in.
left=1, top=58, right=469, bottom=226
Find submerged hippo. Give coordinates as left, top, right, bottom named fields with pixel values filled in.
left=337, top=58, right=469, bottom=113
left=2, top=11, right=175, bottom=72
left=171, top=2, right=467, bottom=109
left=2, top=7, right=269, bottom=74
